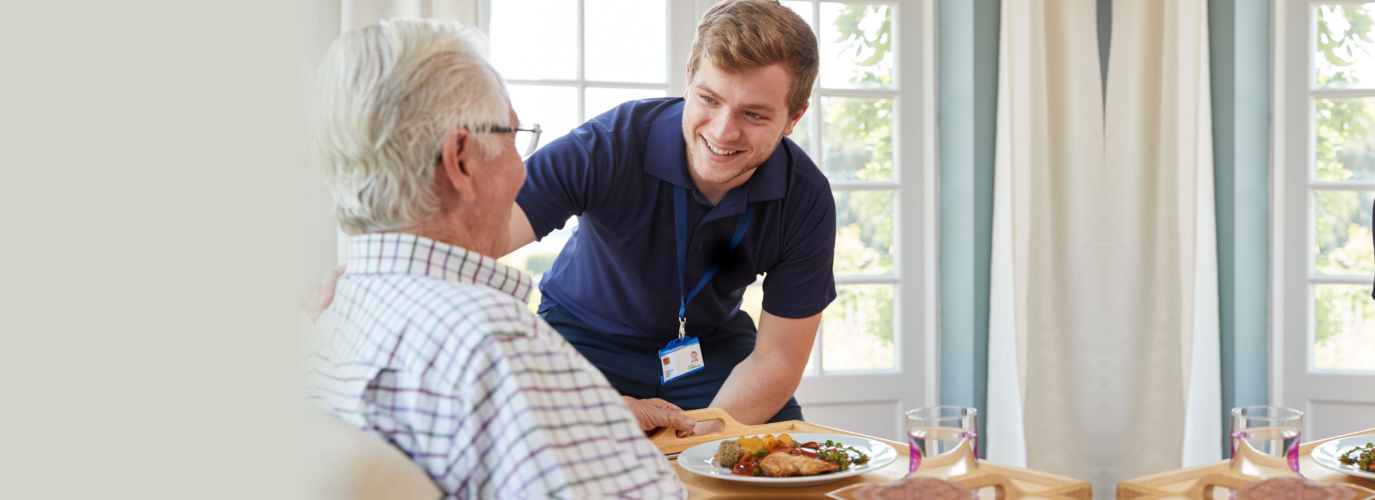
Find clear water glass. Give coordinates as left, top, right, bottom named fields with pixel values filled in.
left=905, top=406, right=979, bottom=479
left=1229, top=405, right=1303, bottom=479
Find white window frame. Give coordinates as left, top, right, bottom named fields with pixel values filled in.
left=1274, top=0, right=1375, bottom=432
left=479, top=0, right=678, bottom=126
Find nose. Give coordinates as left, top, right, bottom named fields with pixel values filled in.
left=711, top=108, right=742, bottom=144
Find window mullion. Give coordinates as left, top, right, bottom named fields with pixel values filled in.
left=576, top=0, right=586, bottom=124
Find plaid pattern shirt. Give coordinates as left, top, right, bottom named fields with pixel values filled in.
left=306, top=233, right=686, bottom=499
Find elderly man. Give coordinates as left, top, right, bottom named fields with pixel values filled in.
left=305, top=19, right=688, bottom=499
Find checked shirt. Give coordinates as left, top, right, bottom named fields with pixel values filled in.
left=306, top=233, right=686, bottom=499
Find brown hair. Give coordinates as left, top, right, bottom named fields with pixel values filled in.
left=688, top=0, right=819, bottom=115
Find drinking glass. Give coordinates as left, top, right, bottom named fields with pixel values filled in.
left=905, top=406, right=979, bottom=479
left=1229, top=405, right=1303, bottom=479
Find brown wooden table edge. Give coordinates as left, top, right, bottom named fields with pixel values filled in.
left=1115, top=428, right=1375, bottom=500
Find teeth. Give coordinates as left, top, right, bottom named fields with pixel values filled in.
left=706, top=139, right=739, bottom=155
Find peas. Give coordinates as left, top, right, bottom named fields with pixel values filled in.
left=753, top=468, right=762, bottom=476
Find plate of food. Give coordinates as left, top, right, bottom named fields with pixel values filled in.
left=1311, top=435, right=1375, bottom=481
left=676, top=432, right=898, bottom=487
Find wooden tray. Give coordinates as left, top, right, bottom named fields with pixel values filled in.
left=1116, top=428, right=1375, bottom=500
left=650, top=408, right=1093, bottom=500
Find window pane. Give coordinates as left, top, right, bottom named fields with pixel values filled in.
left=586, top=0, right=666, bottom=83
left=834, top=191, right=894, bottom=275
left=508, top=85, right=578, bottom=152
left=1315, top=4, right=1375, bottom=89
left=821, top=284, right=895, bottom=371
left=500, top=217, right=578, bottom=311
left=1316, top=98, right=1375, bottom=181
left=820, top=3, right=893, bottom=89
left=1313, top=284, right=1375, bottom=372
left=1314, top=190, right=1375, bottom=275
left=782, top=1, right=816, bottom=31
left=584, top=87, right=667, bottom=120
left=490, top=0, right=577, bottom=80
left=821, top=97, right=893, bottom=181
left=739, top=285, right=816, bottom=372
left=788, top=103, right=814, bottom=157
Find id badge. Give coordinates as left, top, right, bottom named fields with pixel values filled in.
left=658, top=336, right=705, bottom=384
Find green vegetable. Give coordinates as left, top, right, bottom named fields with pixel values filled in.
left=753, top=467, right=762, bottom=476
left=1339, top=443, right=1375, bottom=472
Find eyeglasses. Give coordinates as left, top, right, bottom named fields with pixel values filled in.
left=471, top=123, right=542, bottom=157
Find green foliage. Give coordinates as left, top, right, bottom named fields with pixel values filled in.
left=523, top=253, right=558, bottom=276
left=825, top=5, right=893, bottom=182
left=1317, top=5, right=1375, bottom=87
left=822, top=5, right=895, bottom=355
left=832, top=5, right=892, bottom=87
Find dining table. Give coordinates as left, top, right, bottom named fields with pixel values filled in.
left=650, top=408, right=1094, bottom=500
left=1116, top=427, right=1375, bottom=500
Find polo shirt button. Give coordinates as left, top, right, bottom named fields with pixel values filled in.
left=696, top=243, right=703, bottom=250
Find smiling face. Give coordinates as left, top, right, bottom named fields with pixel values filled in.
left=681, top=61, right=807, bottom=203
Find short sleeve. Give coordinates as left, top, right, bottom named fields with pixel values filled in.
left=516, top=120, right=618, bottom=240
left=760, top=189, right=838, bottom=319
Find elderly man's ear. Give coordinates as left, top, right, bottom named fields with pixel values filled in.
left=437, top=126, right=476, bottom=197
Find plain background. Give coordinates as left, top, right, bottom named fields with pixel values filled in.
left=1, top=1, right=308, bottom=498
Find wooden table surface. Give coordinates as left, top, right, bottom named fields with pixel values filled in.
left=651, top=409, right=1093, bottom=500
left=1117, top=428, right=1375, bottom=500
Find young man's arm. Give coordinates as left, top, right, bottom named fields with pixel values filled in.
left=693, top=310, right=821, bottom=433
left=503, top=202, right=536, bottom=257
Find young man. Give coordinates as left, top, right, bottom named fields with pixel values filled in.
left=306, top=19, right=687, bottom=498
left=505, top=0, right=836, bottom=435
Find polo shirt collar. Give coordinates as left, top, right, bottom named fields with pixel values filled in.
left=643, top=100, right=790, bottom=208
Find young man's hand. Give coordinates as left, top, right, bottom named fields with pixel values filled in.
left=622, top=396, right=696, bottom=434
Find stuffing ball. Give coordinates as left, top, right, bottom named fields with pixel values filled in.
left=715, top=440, right=745, bottom=468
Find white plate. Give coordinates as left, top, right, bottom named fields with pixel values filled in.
left=1311, top=435, right=1375, bottom=481
left=675, top=432, right=898, bottom=488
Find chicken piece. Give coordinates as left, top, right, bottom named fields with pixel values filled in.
left=758, top=452, right=840, bottom=477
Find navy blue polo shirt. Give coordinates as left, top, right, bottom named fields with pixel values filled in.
left=516, top=98, right=837, bottom=349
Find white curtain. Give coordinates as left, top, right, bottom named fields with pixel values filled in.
left=987, top=0, right=1220, bottom=497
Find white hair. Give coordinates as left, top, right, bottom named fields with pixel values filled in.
left=314, top=18, right=510, bottom=235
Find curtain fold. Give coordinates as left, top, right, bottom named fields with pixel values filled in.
left=1106, top=0, right=1220, bottom=469
left=988, top=0, right=1220, bottom=496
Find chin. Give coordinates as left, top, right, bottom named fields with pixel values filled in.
left=687, top=149, right=759, bottom=187
left=693, top=164, right=747, bottom=184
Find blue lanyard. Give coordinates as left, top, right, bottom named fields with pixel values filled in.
left=674, top=185, right=756, bottom=332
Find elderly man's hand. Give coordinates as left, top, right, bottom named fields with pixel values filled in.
left=303, top=266, right=345, bottom=323
left=622, top=396, right=696, bottom=434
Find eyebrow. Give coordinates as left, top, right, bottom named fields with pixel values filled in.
left=695, top=85, right=779, bottom=115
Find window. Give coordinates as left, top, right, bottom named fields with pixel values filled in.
left=487, top=0, right=671, bottom=309
left=1304, top=4, right=1375, bottom=372
left=737, top=1, right=900, bottom=374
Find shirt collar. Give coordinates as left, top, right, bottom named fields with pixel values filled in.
left=345, top=233, right=533, bottom=303
left=643, top=99, right=790, bottom=206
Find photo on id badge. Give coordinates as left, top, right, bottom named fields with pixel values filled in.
left=661, top=340, right=705, bottom=382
